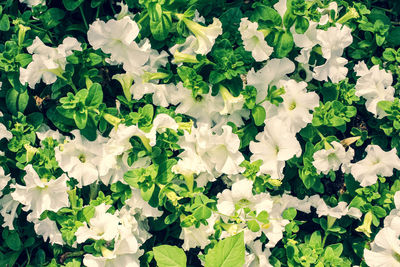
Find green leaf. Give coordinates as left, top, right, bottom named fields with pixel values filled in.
left=73, top=109, right=88, bottom=129
left=252, top=105, right=266, bottom=126
left=256, top=211, right=269, bottom=224
left=282, top=207, right=297, bottom=220
left=295, top=16, right=309, bottom=34
left=0, top=14, right=10, bottom=31
left=6, top=89, right=29, bottom=115
left=15, top=54, right=32, bottom=67
left=275, top=32, right=294, bottom=58
left=205, top=232, right=245, bottom=267
left=250, top=4, right=282, bottom=26
left=193, top=206, right=212, bottom=220
left=148, top=2, right=162, bottom=21
left=247, top=220, right=261, bottom=232
left=382, top=48, right=396, bottom=61
left=86, top=83, right=103, bottom=107
left=63, top=0, right=84, bottom=11
left=153, top=245, right=187, bottom=267
left=40, top=8, right=65, bottom=28
left=150, top=13, right=172, bottom=41
left=6, top=231, right=22, bottom=251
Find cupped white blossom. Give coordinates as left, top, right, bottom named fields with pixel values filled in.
left=250, top=119, right=302, bottom=179
left=0, top=193, right=20, bottom=230
left=20, top=37, right=82, bottom=88
left=245, top=241, right=272, bottom=267
left=75, top=204, right=120, bottom=243
left=168, top=82, right=223, bottom=125
left=312, top=141, right=354, bottom=175
left=180, top=214, right=216, bottom=251
left=364, top=227, right=400, bottom=267
left=0, top=167, right=11, bottom=197
left=182, top=18, right=222, bottom=55
left=124, top=188, right=162, bottom=218
left=19, top=0, right=45, bottom=7
left=55, top=130, right=109, bottom=187
left=83, top=225, right=141, bottom=267
left=239, top=18, right=273, bottom=62
left=0, top=121, right=12, bottom=140
left=27, top=214, right=64, bottom=245
left=217, top=179, right=273, bottom=217
left=263, top=79, right=319, bottom=133
left=313, top=24, right=352, bottom=83
left=175, top=123, right=244, bottom=178
left=36, top=124, right=64, bottom=144
left=247, top=58, right=295, bottom=103
left=350, top=145, right=400, bottom=187
left=354, top=62, right=395, bottom=118
left=10, top=165, right=69, bottom=219
left=384, top=192, right=400, bottom=232
left=87, top=17, right=149, bottom=74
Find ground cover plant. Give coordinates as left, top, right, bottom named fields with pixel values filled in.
left=0, top=0, right=399, bottom=266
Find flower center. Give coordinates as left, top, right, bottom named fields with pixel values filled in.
left=78, top=153, right=86, bottom=163
left=289, top=101, right=296, bottom=110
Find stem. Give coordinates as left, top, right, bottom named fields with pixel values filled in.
left=110, top=0, right=116, bottom=15
left=137, top=13, right=149, bottom=25
left=79, top=5, right=89, bottom=30
left=89, top=182, right=99, bottom=200
left=322, top=232, right=329, bottom=247
left=95, top=6, right=100, bottom=19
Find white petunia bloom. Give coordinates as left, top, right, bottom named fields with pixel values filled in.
left=250, top=118, right=302, bottom=179
left=384, top=192, right=400, bottom=232
left=350, top=145, right=400, bottom=187
left=364, top=227, right=400, bottom=267
left=75, top=203, right=120, bottom=243
left=354, top=62, right=395, bottom=118
left=0, top=193, right=20, bottom=230
left=263, top=79, right=319, bottom=133
left=313, top=24, right=352, bottom=83
left=20, top=37, right=82, bottom=88
left=19, top=0, right=45, bottom=7
left=245, top=240, right=272, bottom=267
left=125, top=188, right=162, bottom=218
left=175, top=123, right=244, bottom=179
left=55, top=130, right=109, bottom=187
left=180, top=214, right=216, bottom=251
left=307, top=195, right=361, bottom=219
left=11, top=165, right=69, bottom=219
left=247, top=58, right=295, bottom=103
left=87, top=17, right=150, bottom=74
left=312, top=141, right=354, bottom=175
left=168, top=82, right=223, bottom=125
left=0, top=118, right=12, bottom=140
left=182, top=18, right=222, bottom=55
left=27, top=214, right=64, bottom=245
left=239, top=18, right=273, bottom=62
left=0, top=167, right=11, bottom=197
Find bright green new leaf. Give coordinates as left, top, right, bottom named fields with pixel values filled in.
left=204, top=232, right=245, bottom=267
left=153, top=245, right=187, bottom=267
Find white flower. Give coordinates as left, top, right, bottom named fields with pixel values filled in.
left=273, top=0, right=287, bottom=17
left=354, top=62, right=395, bottom=118
left=312, top=24, right=352, bottom=83
left=245, top=241, right=272, bottom=267
left=125, top=189, right=162, bottom=218
left=180, top=214, right=216, bottom=251
left=11, top=165, right=69, bottom=219
left=250, top=119, right=301, bottom=179
left=313, top=56, right=349, bottom=84
left=19, top=0, right=45, bottom=7
left=247, top=58, right=295, bottom=103
left=0, top=121, right=12, bottom=140
left=239, top=18, right=273, bottom=62
left=75, top=204, right=120, bottom=243
left=307, top=195, right=361, bottom=219
left=175, top=123, right=244, bottom=177
left=20, top=37, right=82, bottom=88
left=0, top=167, right=11, bottom=197
left=0, top=193, right=20, bottom=230
left=217, top=179, right=273, bottom=217
left=312, top=141, right=354, bottom=175
left=168, top=82, right=223, bottom=125
left=87, top=17, right=149, bottom=74
left=55, top=130, right=109, bottom=187
left=182, top=18, right=222, bottom=55
left=350, top=145, right=400, bottom=187
left=263, top=79, right=319, bottom=133
left=27, top=214, right=64, bottom=245
left=83, top=227, right=141, bottom=267
left=364, top=227, right=400, bottom=267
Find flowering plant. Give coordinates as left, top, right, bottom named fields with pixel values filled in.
left=0, top=0, right=400, bottom=266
